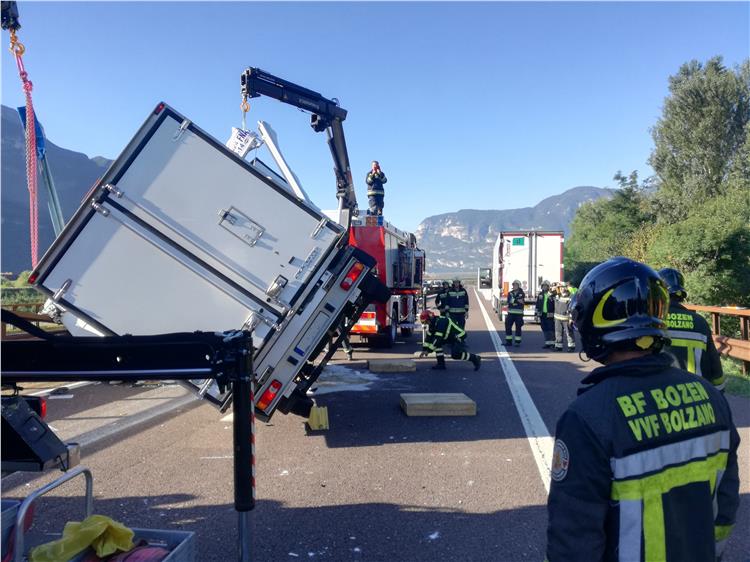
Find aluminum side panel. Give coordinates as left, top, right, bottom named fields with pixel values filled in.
left=106, top=113, right=340, bottom=309
left=43, top=210, right=274, bottom=349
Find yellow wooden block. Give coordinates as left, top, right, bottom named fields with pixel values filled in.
left=400, top=393, right=476, bottom=416
left=368, top=359, right=417, bottom=373
left=307, top=405, right=329, bottom=430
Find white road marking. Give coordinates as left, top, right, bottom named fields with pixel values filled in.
left=474, top=287, right=554, bottom=494
left=28, top=381, right=97, bottom=396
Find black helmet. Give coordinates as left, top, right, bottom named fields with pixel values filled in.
left=570, top=257, right=669, bottom=361
left=658, top=267, right=687, bottom=301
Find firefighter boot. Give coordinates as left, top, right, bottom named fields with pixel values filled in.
left=432, top=356, right=447, bottom=370
left=470, top=354, right=482, bottom=371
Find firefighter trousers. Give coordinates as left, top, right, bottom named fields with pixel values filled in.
left=555, top=319, right=574, bottom=350
left=505, top=314, right=523, bottom=345
left=540, top=316, right=555, bottom=347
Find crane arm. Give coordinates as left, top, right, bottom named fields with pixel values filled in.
left=240, top=68, right=358, bottom=225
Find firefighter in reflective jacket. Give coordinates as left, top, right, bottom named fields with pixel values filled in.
left=419, top=309, right=481, bottom=371
left=434, top=281, right=450, bottom=315
left=505, top=280, right=525, bottom=346
left=365, top=160, right=387, bottom=216
left=553, top=285, right=575, bottom=352
left=535, top=281, right=555, bottom=348
left=658, top=267, right=725, bottom=391
left=547, top=257, right=740, bottom=562
left=445, top=277, right=469, bottom=328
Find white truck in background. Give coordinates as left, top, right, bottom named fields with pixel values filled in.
left=29, top=69, right=389, bottom=421
left=491, top=231, right=564, bottom=320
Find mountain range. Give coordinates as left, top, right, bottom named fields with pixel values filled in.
left=1, top=104, right=613, bottom=275
left=415, top=186, right=614, bottom=273
left=1, top=105, right=112, bottom=274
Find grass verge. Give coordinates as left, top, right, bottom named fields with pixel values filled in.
left=722, top=357, right=750, bottom=398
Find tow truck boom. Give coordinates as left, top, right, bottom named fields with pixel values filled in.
left=241, top=67, right=357, bottom=225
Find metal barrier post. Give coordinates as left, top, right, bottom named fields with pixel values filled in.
left=233, top=346, right=255, bottom=562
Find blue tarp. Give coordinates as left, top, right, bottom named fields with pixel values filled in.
left=17, top=106, right=46, bottom=158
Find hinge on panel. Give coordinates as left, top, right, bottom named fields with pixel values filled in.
left=310, top=218, right=328, bottom=239
left=266, top=275, right=288, bottom=299
left=173, top=119, right=191, bottom=141
left=91, top=202, right=110, bottom=216
left=104, top=184, right=123, bottom=198
left=52, top=279, right=72, bottom=302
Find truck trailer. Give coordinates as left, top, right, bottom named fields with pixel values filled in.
left=27, top=69, right=390, bottom=421
left=491, top=231, right=564, bottom=320
left=347, top=216, right=425, bottom=347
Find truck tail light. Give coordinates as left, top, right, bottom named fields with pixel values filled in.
left=257, top=380, right=282, bottom=411
left=28, top=272, right=38, bottom=284
left=340, top=262, right=365, bottom=291
left=360, top=311, right=376, bottom=320
left=39, top=397, right=47, bottom=419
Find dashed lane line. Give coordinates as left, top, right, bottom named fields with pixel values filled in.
left=474, top=288, right=554, bottom=494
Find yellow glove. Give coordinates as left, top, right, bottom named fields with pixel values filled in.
left=30, top=514, right=135, bottom=562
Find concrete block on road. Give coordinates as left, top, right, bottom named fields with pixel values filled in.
left=368, top=359, right=417, bottom=373
left=400, top=393, right=476, bottom=416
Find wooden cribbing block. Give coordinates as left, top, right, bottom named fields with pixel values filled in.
left=368, top=359, right=417, bottom=373
left=400, top=393, right=476, bottom=416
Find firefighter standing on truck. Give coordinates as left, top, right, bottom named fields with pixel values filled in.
left=553, top=285, right=575, bottom=352
left=546, top=257, right=740, bottom=562
left=419, top=310, right=481, bottom=371
left=365, top=160, right=387, bottom=216
left=505, top=280, right=525, bottom=346
left=535, top=280, right=555, bottom=348
left=658, top=267, right=725, bottom=391
left=445, top=277, right=469, bottom=328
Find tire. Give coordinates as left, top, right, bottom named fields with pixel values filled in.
left=400, top=327, right=413, bottom=338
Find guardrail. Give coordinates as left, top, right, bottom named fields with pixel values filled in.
left=684, top=304, right=750, bottom=375
left=0, top=302, right=66, bottom=340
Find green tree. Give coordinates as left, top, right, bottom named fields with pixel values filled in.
left=650, top=57, right=750, bottom=222
left=646, top=184, right=750, bottom=306
left=565, top=171, right=652, bottom=265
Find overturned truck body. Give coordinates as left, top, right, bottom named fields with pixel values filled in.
left=28, top=102, right=388, bottom=421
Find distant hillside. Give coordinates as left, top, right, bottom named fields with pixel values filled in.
left=416, top=186, right=614, bottom=274
left=1, top=105, right=112, bottom=273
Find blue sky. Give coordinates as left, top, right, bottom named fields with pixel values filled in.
left=2, top=2, right=748, bottom=231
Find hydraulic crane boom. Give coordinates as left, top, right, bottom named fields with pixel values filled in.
left=241, top=67, right=358, bottom=226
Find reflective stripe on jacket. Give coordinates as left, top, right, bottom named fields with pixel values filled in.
left=445, top=289, right=469, bottom=315
left=663, top=300, right=725, bottom=390
left=507, top=288, right=525, bottom=314
left=536, top=291, right=553, bottom=317
left=422, top=316, right=465, bottom=352
left=554, top=296, right=571, bottom=321
left=366, top=171, right=387, bottom=196
left=546, top=353, right=740, bottom=562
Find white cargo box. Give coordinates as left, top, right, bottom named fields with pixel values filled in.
left=31, top=103, right=385, bottom=420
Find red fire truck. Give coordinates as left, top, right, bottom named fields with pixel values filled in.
left=348, top=216, right=425, bottom=347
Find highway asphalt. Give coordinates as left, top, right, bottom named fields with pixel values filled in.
left=3, top=290, right=749, bottom=561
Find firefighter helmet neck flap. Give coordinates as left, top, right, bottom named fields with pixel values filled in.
left=570, top=257, right=669, bottom=362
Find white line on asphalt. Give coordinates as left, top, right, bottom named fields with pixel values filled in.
left=29, top=381, right=97, bottom=396
left=74, top=393, right=198, bottom=450
left=474, top=288, right=554, bottom=494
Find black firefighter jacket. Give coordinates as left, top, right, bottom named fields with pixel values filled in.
left=663, top=300, right=725, bottom=391
left=547, top=353, right=740, bottom=562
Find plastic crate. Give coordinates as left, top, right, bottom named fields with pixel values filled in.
left=66, top=528, right=195, bottom=562
left=1, top=500, right=21, bottom=559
